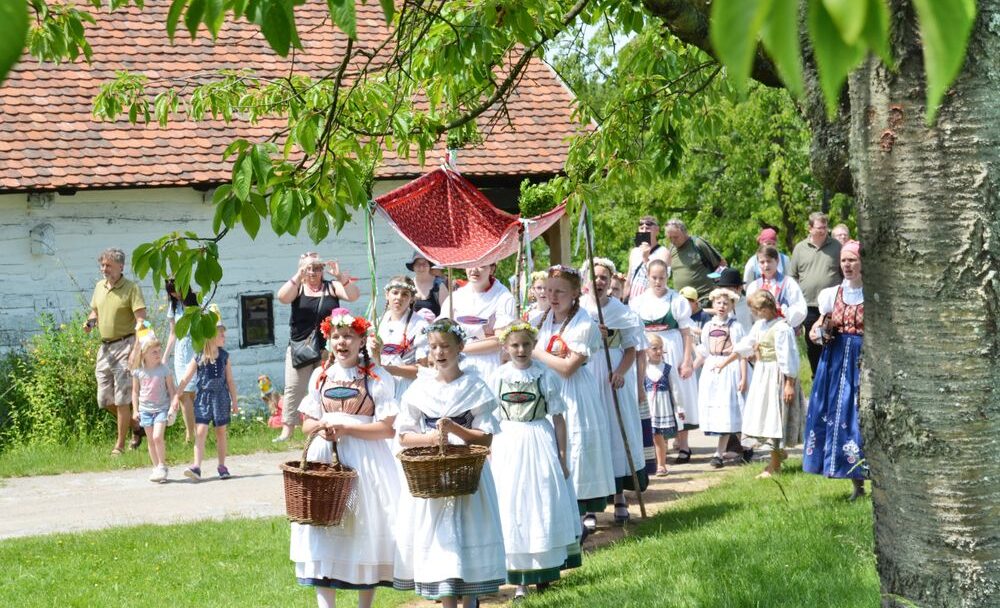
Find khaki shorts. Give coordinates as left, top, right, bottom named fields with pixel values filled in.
left=282, top=346, right=321, bottom=425
left=96, top=336, right=135, bottom=407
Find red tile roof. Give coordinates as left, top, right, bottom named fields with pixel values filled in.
left=0, top=2, right=581, bottom=193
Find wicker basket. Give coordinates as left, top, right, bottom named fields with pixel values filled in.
left=399, top=427, right=490, bottom=498
left=280, top=431, right=357, bottom=526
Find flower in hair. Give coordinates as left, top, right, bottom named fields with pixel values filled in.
left=497, top=321, right=539, bottom=344
left=321, top=307, right=371, bottom=338
left=422, top=320, right=467, bottom=342
left=548, top=264, right=580, bottom=276
left=384, top=279, right=415, bottom=293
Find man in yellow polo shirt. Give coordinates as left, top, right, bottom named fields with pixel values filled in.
left=84, top=248, right=147, bottom=455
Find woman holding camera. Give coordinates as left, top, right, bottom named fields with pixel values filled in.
left=803, top=241, right=867, bottom=500
left=273, top=252, right=360, bottom=442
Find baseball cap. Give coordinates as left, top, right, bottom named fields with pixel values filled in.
left=679, top=286, right=699, bottom=301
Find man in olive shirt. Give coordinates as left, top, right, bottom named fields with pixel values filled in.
left=789, top=212, right=843, bottom=374
left=84, top=248, right=147, bottom=455
left=665, top=218, right=727, bottom=305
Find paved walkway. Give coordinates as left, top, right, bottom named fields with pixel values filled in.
left=0, top=434, right=797, bottom=542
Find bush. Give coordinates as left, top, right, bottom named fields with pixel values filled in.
left=1, top=313, right=111, bottom=452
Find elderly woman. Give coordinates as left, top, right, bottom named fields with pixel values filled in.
left=273, top=252, right=360, bottom=442
left=407, top=252, right=449, bottom=318
left=804, top=240, right=867, bottom=500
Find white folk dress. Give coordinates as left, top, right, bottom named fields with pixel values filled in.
left=490, top=362, right=579, bottom=585
left=535, top=307, right=616, bottom=511
left=696, top=317, right=747, bottom=434
left=393, top=372, right=507, bottom=600
left=440, top=280, right=517, bottom=379
left=745, top=274, right=808, bottom=329
left=629, top=288, right=699, bottom=429
left=289, top=363, right=399, bottom=589
left=734, top=318, right=802, bottom=448
left=582, top=296, right=646, bottom=490
left=377, top=311, right=429, bottom=399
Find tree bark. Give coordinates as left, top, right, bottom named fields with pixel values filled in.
left=850, top=1, right=1000, bottom=606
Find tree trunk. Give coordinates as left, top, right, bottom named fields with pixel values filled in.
left=850, top=2, right=1000, bottom=606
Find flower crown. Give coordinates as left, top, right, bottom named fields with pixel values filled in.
left=497, top=321, right=538, bottom=343
left=320, top=308, right=371, bottom=338
left=548, top=264, right=580, bottom=277
left=384, top=279, right=415, bottom=294
left=421, top=319, right=467, bottom=342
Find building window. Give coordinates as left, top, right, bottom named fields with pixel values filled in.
left=240, top=293, right=274, bottom=348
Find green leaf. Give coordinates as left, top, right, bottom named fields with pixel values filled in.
left=0, top=0, right=28, bottom=85
left=760, top=0, right=804, bottom=97
left=194, top=259, right=213, bottom=293
left=184, top=0, right=205, bottom=39
left=377, top=0, right=394, bottom=23
left=174, top=311, right=192, bottom=339
left=861, top=0, right=892, bottom=65
left=203, top=0, right=225, bottom=38
left=709, top=0, right=774, bottom=94
left=327, top=0, right=356, bottom=39
left=271, top=189, right=294, bottom=234
left=807, top=0, right=866, bottom=118
left=250, top=143, right=271, bottom=185
left=821, top=0, right=867, bottom=45
left=262, top=0, right=292, bottom=56
left=307, top=210, right=329, bottom=243
left=197, top=311, right=218, bottom=345
left=166, top=0, right=187, bottom=40
left=232, top=153, right=253, bottom=201
left=912, top=0, right=976, bottom=123
left=241, top=204, right=261, bottom=239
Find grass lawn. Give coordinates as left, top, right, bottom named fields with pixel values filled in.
left=0, top=422, right=293, bottom=478
left=525, top=461, right=878, bottom=607
left=0, top=460, right=877, bottom=608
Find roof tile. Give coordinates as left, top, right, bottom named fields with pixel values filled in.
left=0, top=1, right=583, bottom=193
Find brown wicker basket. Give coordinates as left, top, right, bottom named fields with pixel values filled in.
left=280, top=431, right=357, bottom=526
left=399, top=427, right=490, bottom=498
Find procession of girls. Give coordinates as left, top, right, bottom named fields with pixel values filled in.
left=287, top=236, right=868, bottom=607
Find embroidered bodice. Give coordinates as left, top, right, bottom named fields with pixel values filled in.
left=497, top=378, right=548, bottom=422
left=830, top=286, right=864, bottom=335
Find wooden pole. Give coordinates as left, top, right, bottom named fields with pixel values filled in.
left=582, top=207, right=647, bottom=519
left=447, top=267, right=454, bottom=320
left=514, top=225, right=526, bottom=318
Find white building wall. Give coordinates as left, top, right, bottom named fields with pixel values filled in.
left=0, top=181, right=413, bottom=394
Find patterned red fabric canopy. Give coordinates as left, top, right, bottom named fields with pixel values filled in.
left=374, top=167, right=566, bottom=268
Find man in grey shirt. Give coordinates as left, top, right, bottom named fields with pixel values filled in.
left=789, top=212, right=843, bottom=374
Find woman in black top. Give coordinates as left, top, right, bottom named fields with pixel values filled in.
left=406, top=252, right=448, bottom=317
left=274, top=252, right=360, bottom=442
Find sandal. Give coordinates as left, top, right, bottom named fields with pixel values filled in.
left=655, top=465, right=669, bottom=477
left=110, top=447, right=123, bottom=456
left=613, top=503, right=630, bottom=526
left=674, top=448, right=692, bottom=464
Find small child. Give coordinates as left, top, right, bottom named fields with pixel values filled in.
left=713, top=290, right=801, bottom=478
left=393, top=319, right=506, bottom=608
left=643, top=333, right=683, bottom=476
left=131, top=338, right=177, bottom=483
left=491, top=321, right=579, bottom=600
left=173, top=311, right=238, bottom=481
left=693, top=289, right=748, bottom=469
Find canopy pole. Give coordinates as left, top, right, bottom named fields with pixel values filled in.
left=583, top=205, right=647, bottom=519
left=514, top=225, right=526, bottom=318
left=448, top=267, right=454, bottom=320
left=366, top=202, right=380, bottom=332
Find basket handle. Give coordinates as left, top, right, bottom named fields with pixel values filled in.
left=437, top=424, right=448, bottom=457
left=301, top=428, right=340, bottom=469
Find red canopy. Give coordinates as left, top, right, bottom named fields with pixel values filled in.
left=374, top=167, right=565, bottom=268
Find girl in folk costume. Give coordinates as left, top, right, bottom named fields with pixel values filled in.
left=491, top=322, right=579, bottom=600
left=439, top=264, right=517, bottom=378
left=713, top=290, right=802, bottom=478
left=744, top=245, right=808, bottom=329
left=581, top=257, right=646, bottom=525
left=534, top=265, right=616, bottom=533
left=643, top=333, right=684, bottom=476
left=628, top=259, right=699, bottom=463
left=803, top=240, right=868, bottom=500
left=694, top=289, right=748, bottom=469
left=289, top=309, right=399, bottom=608
left=393, top=319, right=506, bottom=608
left=377, top=275, right=429, bottom=399
left=523, top=270, right=550, bottom=324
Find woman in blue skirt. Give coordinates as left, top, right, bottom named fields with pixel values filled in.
left=803, top=240, right=867, bottom=500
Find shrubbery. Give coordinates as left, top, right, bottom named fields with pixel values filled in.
left=0, top=313, right=110, bottom=451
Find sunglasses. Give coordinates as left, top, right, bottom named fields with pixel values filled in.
left=638, top=221, right=657, bottom=227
